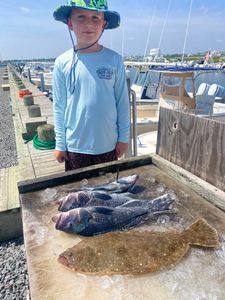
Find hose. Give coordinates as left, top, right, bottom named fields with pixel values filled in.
left=32, top=134, right=55, bottom=150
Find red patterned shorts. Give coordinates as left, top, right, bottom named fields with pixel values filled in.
left=65, top=149, right=117, bottom=171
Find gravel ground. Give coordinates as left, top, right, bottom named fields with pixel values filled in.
left=0, top=67, right=29, bottom=299
left=0, top=237, right=30, bottom=300
left=0, top=67, right=18, bottom=169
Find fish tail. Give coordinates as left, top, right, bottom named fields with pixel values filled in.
left=183, top=218, right=220, bottom=247
left=146, top=194, right=174, bottom=212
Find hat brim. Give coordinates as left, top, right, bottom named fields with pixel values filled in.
left=53, top=5, right=120, bottom=30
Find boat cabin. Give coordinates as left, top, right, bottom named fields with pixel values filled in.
left=159, top=71, right=196, bottom=110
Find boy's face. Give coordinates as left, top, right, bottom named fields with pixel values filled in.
left=68, top=8, right=106, bottom=47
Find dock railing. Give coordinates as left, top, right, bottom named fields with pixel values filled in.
left=129, top=90, right=138, bottom=157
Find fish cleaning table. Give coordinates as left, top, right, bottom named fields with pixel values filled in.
left=18, top=155, right=225, bottom=300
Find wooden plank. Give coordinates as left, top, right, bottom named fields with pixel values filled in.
left=0, top=168, right=8, bottom=211
left=18, top=155, right=152, bottom=193
left=6, top=82, right=35, bottom=210
left=28, top=145, right=64, bottom=176
left=12, top=80, right=60, bottom=183
left=157, top=107, right=225, bottom=192
left=0, top=74, right=56, bottom=238
left=7, top=166, right=20, bottom=210
left=151, top=153, right=225, bottom=211
left=1, top=84, right=10, bottom=91
left=0, top=209, right=23, bottom=241
left=32, top=159, right=64, bottom=177
left=20, top=163, right=225, bottom=300
left=162, top=71, right=194, bottom=77
left=31, top=154, right=57, bottom=161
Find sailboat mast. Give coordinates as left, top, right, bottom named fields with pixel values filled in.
left=143, top=0, right=157, bottom=58
left=157, top=0, right=171, bottom=50
left=122, top=26, right=125, bottom=58
left=182, top=0, right=193, bottom=63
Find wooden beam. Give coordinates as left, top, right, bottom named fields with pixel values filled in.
left=151, top=154, right=225, bottom=212
left=157, top=108, right=225, bottom=192
left=18, top=155, right=152, bottom=194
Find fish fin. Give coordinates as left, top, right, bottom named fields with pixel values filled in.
left=122, top=214, right=149, bottom=229
left=183, top=218, right=220, bottom=247
left=146, top=194, right=174, bottom=210
left=91, top=192, right=112, bottom=200
left=92, top=207, right=114, bottom=215
left=123, top=192, right=135, bottom=198
left=120, top=199, right=144, bottom=207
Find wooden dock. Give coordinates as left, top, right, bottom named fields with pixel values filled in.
left=0, top=68, right=155, bottom=240
left=0, top=70, right=64, bottom=241
left=2, top=70, right=225, bottom=243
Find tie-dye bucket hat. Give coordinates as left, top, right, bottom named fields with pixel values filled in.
left=53, top=0, right=120, bottom=29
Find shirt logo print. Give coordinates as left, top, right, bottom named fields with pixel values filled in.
left=96, top=67, right=113, bottom=80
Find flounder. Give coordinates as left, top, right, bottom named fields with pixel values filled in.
left=58, top=218, right=220, bottom=275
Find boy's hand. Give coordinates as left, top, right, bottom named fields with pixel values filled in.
left=54, top=150, right=68, bottom=163
left=116, top=142, right=129, bottom=158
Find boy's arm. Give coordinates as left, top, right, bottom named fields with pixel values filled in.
left=114, top=57, right=130, bottom=156
left=53, top=60, right=67, bottom=153
left=115, top=142, right=128, bottom=158
left=54, top=149, right=68, bottom=163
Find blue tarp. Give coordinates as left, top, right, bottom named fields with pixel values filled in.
left=149, top=65, right=224, bottom=72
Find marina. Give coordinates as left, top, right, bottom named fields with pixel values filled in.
left=0, top=0, right=225, bottom=300
left=0, top=62, right=161, bottom=242
left=18, top=108, right=225, bottom=299
left=1, top=60, right=225, bottom=231
left=1, top=0, right=225, bottom=297
left=0, top=66, right=64, bottom=241
left=12, top=60, right=225, bottom=152
left=1, top=58, right=225, bottom=299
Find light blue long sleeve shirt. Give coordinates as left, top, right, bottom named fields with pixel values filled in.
left=53, top=47, right=130, bottom=155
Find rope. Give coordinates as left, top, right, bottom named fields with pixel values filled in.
left=32, top=134, right=55, bottom=150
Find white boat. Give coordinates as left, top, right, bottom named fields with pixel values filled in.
left=127, top=64, right=225, bottom=156
left=127, top=62, right=225, bottom=108
left=22, top=62, right=54, bottom=92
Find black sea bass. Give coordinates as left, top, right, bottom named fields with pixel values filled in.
left=56, top=191, right=135, bottom=212
left=52, top=194, right=174, bottom=236
left=66, top=174, right=139, bottom=194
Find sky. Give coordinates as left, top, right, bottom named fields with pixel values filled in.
left=0, top=0, right=225, bottom=60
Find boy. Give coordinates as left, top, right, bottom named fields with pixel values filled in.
left=53, top=0, right=130, bottom=171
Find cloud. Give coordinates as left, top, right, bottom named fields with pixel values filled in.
left=19, top=7, right=31, bottom=13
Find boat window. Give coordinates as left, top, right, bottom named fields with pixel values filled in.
left=134, top=72, right=148, bottom=86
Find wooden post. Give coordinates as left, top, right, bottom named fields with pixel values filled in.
left=27, top=68, right=31, bottom=82
left=40, top=73, right=45, bottom=92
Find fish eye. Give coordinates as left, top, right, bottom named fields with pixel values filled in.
left=68, top=222, right=73, bottom=228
